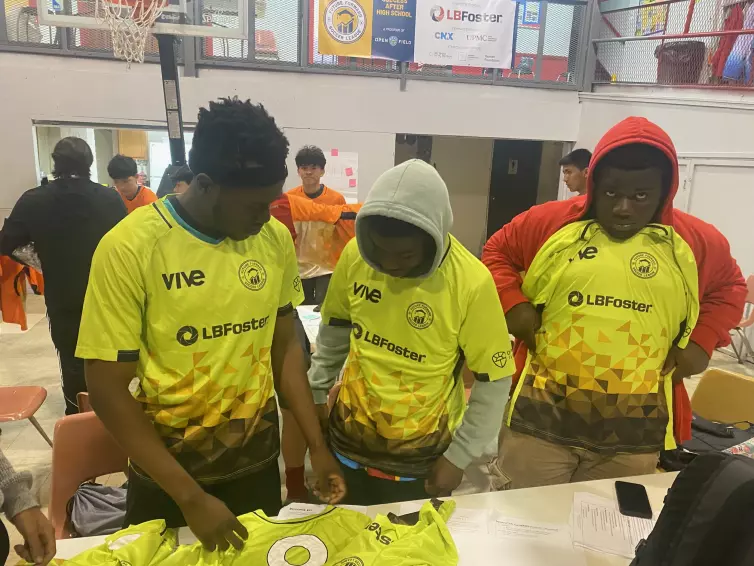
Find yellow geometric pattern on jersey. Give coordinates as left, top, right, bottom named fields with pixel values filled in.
left=50, top=520, right=176, bottom=566
left=77, top=199, right=304, bottom=482
left=160, top=507, right=372, bottom=566
left=328, top=500, right=458, bottom=566
left=508, top=221, right=699, bottom=454
left=321, top=237, right=514, bottom=478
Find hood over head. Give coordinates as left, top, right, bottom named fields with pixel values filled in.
left=355, top=159, right=453, bottom=278
left=584, top=116, right=679, bottom=225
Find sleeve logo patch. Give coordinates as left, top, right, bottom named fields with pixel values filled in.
left=492, top=351, right=511, bottom=368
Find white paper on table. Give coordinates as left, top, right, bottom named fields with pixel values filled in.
left=571, top=492, right=656, bottom=558
left=277, top=502, right=368, bottom=520
left=398, top=501, right=491, bottom=535
left=454, top=525, right=587, bottom=566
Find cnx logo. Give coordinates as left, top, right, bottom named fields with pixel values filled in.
left=162, top=270, right=205, bottom=290
left=353, top=282, right=382, bottom=304
left=435, top=31, right=454, bottom=40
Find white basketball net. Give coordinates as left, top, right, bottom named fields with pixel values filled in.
left=95, top=0, right=168, bottom=64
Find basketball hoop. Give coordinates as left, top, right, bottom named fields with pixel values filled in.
left=95, top=0, right=168, bottom=64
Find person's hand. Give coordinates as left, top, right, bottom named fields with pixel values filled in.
left=179, top=491, right=248, bottom=551
left=315, top=403, right=329, bottom=435
left=505, top=302, right=541, bottom=352
left=11, top=507, right=55, bottom=565
left=310, top=446, right=346, bottom=504
left=425, top=456, right=464, bottom=497
left=662, top=341, right=710, bottom=383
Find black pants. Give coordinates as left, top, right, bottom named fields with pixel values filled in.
left=0, top=519, right=8, bottom=565
left=302, top=274, right=331, bottom=306
left=48, top=310, right=86, bottom=415
left=124, top=463, right=283, bottom=528
left=341, top=466, right=429, bottom=506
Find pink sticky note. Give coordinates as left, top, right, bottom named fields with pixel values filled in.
left=349, top=178, right=357, bottom=188
left=345, top=167, right=353, bottom=176
left=331, top=149, right=339, bottom=156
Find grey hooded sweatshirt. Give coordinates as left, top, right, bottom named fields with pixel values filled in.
left=308, top=159, right=514, bottom=477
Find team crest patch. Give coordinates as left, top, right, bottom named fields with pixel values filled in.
left=332, top=559, right=365, bottom=566
left=630, top=252, right=659, bottom=279
left=238, top=259, right=267, bottom=290
left=406, top=302, right=434, bottom=330
left=324, top=0, right=367, bottom=44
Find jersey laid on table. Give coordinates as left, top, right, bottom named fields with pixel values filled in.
left=160, top=507, right=371, bottom=566
left=508, top=221, right=700, bottom=454
left=76, top=198, right=304, bottom=483
left=329, top=500, right=458, bottom=566
left=321, top=237, right=515, bottom=478
left=55, top=520, right=176, bottom=566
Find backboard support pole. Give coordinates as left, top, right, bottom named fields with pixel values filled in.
left=155, top=34, right=187, bottom=198
left=157, top=34, right=186, bottom=167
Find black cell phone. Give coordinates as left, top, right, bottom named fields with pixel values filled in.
left=615, top=480, right=653, bottom=519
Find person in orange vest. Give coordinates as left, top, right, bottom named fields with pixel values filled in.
left=108, top=154, right=157, bottom=213
left=288, top=146, right=346, bottom=305
left=0, top=137, right=126, bottom=414
left=270, top=193, right=360, bottom=502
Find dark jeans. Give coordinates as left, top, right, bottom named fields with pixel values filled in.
left=302, top=274, right=331, bottom=306
left=125, top=463, right=283, bottom=528
left=341, top=466, right=429, bottom=506
left=48, top=310, right=86, bottom=415
left=0, top=518, right=8, bottom=565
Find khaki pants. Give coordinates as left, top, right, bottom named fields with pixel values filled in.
left=496, top=426, right=659, bottom=489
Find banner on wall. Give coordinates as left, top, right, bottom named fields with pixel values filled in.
left=318, top=0, right=417, bottom=61
left=317, top=0, right=517, bottom=68
left=414, top=0, right=517, bottom=67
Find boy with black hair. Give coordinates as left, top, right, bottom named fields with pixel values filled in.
left=289, top=145, right=346, bottom=306
left=0, top=137, right=126, bottom=415
left=559, top=148, right=592, bottom=195
left=107, top=154, right=157, bottom=213
left=484, top=117, right=746, bottom=488
left=309, top=159, right=515, bottom=505
left=77, top=98, right=345, bottom=550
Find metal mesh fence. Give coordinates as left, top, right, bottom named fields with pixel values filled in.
left=596, top=0, right=753, bottom=88
left=4, top=0, right=59, bottom=45
left=200, top=0, right=299, bottom=63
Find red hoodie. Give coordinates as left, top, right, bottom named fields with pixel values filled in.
left=482, top=117, right=747, bottom=443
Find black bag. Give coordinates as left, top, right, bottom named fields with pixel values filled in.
left=631, top=453, right=754, bottom=566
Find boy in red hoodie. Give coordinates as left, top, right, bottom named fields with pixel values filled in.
left=483, top=117, right=746, bottom=488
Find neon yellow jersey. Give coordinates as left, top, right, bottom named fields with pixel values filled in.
left=160, top=507, right=372, bottom=566
left=76, top=198, right=304, bottom=482
left=322, top=237, right=514, bottom=478
left=54, top=520, right=176, bottom=566
left=328, top=500, right=458, bottom=566
left=509, top=221, right=699, bottom=453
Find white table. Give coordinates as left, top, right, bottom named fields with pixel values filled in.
left=54, top=472, right=677, bottom=564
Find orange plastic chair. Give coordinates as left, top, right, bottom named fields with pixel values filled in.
left=0, top=386, right=52, bottom=446
left=50, top=411, right=128, bottom=539
left=730, top=275, right=754, bottom=364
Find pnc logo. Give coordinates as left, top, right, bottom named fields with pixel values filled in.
left=353, top=282, right=382, bottom=303
left=435, top=31, right=454, bottom=40
left=162, top=270, right=205, bottom=290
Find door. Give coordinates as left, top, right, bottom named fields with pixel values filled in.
left=486, top=140, right=543, bottom=238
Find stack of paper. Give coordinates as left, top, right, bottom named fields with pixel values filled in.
left=571, top=492, right=656, bottom=558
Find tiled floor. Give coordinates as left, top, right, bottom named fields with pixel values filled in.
left=0, top=294, right=753, bottom=563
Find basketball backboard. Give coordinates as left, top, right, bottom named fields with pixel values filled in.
left=37, top=0, right=248, bottom=38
